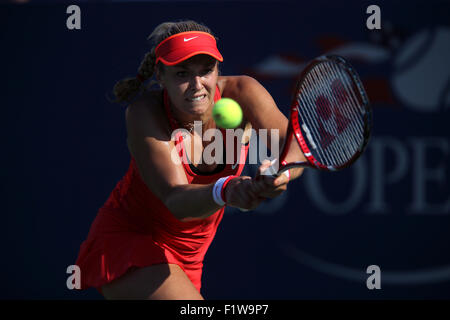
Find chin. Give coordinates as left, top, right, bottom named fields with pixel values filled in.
left=185, top=98, right=212, bottom=116
left=189, top=105, right=209, bottom=118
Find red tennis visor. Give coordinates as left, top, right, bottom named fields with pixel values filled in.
left=155, top=31, right=224, bottom=66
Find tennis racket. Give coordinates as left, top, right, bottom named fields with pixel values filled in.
left=270, top=54, right=372, bottom=176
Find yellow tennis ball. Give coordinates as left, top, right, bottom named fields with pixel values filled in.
left=212, top=98, right=243, bottom=129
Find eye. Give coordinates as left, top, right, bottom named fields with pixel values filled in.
left=176, top=71, right=188, bottom=78
left=201, top=67, right=214, bottom=76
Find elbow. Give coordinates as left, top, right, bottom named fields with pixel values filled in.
left=163, top=196, right=183, bottom=221
left=162, top=184, right=213, bottom=222
left=163, top=188, right=189, bottom=222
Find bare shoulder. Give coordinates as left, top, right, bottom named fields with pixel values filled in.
left=125, top=89, right=171, bottom=138
left=219, top=75, right=277, bottom=114
left=219, top=75, right=261, bottom=98
left=126, top=89, right=162, bottom=122
left=218, top=75, right=286, bottom=138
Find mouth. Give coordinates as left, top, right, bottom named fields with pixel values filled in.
left=186, top=94, right=207, bottom=102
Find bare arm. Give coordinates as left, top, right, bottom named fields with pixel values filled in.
left=221, top=76, right=306, bottom=182
left=221, top=75, right=288, bottom=148
left=126, top=92, right=262, bottom=221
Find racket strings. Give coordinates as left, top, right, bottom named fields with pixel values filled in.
left=315, top=65, right=362, bottom=165
left=324, top=63, right=365, bottom=135
left=330, top=66, right=366, bottom=152
left=297, top=60, right=366, bottom=167
left=301, top=70, right=350, bottom=166
left=303, top=71, right=352, bottom=164
left=298, top=80, right=332, bottom=163
left=316, top=63, right=363, bottom=157
left=311, top=66, right=356, bottom=163
left=316, top=63, right=364, bottom=164
left=300, top=77, right=344, bottom=165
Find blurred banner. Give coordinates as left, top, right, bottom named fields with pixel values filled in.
left=1, top=1, right=449, bottom=299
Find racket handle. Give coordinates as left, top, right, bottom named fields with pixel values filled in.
left=274, top=161, right=309, bottom=177
left=274, top=167, right=290, bottom=177
left=274, top=169, right=291, bottom=178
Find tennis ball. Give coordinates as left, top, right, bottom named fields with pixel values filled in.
left=212, top=98, right=243, bottom=129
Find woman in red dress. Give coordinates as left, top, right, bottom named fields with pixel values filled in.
left=75, top=20, right=305, bottom=299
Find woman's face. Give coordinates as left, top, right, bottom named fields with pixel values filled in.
left=158, top=54, right=219, bottom=121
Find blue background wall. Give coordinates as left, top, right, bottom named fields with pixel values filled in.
left=1, top=0, right=449, bottom=299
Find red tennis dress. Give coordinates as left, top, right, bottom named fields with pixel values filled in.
left=75, top=86, right=248, bottom=294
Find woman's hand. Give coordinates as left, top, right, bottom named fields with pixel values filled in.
left=224, top=176, right=266, bottom=211
left=251, top=160, right=289, bottom=199
left=224, top=160, right=292, bottom=211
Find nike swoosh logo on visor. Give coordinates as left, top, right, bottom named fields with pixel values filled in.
left=184, top=36, right=199, bottom=42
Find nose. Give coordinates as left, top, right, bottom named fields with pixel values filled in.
left=189, top=75, right=203, bottom=91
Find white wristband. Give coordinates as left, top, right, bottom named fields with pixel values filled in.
left=212, top=176, right=230, bottom=206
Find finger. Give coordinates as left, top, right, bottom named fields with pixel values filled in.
left=273, top=171, right=290, bottom=186
left=240, top=187, right=258, bottom=204
left=258, top=159, right=272, bottom=174
left=261, top=175, right=278, bottom=187
left=257, top=181, right=288, bottom=198
left=253, top=174, right=282, bottom=195
left=250, top=177, right=269, bottom=195
left=255, top=159, right=276, bottom=179
left=232, top=180, right=259, bottom=207
left=241, top=179, right=259, bottom=198
left=236, top=191, right=261, bottom=210
left=258, top=187, right=286, bottom=199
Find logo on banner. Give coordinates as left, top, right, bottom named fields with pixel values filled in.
left=242, top=23, right=450, bottom=288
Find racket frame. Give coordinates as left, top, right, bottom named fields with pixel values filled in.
left=277, top=55, right=372, bottom=175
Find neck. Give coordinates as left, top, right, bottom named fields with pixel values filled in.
left=170, top=103, right=215, bottom=133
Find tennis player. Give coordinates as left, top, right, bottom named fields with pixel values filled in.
left=75, top=20, right=306, bottom=300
